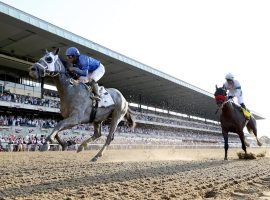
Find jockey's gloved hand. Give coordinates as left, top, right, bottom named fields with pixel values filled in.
left=228, top=96, right=234, bottom=99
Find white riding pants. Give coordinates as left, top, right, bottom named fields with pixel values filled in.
left=79, top=63, right=105, bottom=83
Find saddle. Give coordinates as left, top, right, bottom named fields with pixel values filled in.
left=232, top=103, right=251, bottom=120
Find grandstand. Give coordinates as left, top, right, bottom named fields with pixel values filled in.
left=0, top=2, right=264, bottom=151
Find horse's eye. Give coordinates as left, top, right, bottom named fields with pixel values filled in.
left=45, top=56, right=53, bottom=63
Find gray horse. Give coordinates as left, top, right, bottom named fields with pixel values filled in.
left=29, top=48, right=136, bottom=162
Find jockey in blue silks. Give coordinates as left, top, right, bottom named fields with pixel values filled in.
left=65, top=47, right=105, bottom=100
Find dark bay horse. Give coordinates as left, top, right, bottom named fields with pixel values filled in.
left=214, top=86, right=262, bottom=160
left=29, top=48, right=136, bottom=162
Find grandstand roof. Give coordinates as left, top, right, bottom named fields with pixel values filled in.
left=0, top=2, right=264, bottom=120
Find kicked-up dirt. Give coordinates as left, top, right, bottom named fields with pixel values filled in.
left=0, top=148, right=270, bottom=200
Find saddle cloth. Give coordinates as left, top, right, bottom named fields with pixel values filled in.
left=97, top=86, right=114, bottom=108
left=241, top=107, right=251, bottom=121
left=230, top=100, right=251, bottom=121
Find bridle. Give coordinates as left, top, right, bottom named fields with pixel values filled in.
left=34, top=53, right=62, bottom=77
left=214, top=89, right=229, bottom=114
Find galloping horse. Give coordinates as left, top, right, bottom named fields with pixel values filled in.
left=29, top=48, right=136, bottom=162
left=214, top=86, right=262, bottom=160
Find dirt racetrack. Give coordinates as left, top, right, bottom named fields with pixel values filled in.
left=1, top=148, right=270, bottom=200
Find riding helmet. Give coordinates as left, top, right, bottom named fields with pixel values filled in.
left=225, top=73, right=234, bottom=80
left=65, top=47, right=80, bottom=57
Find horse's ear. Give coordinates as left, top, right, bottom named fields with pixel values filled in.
left=54, top=48, right=60, bottom=55
left=45, top=49, right=49, bottom=54
left=215, top=85, right=218, bottom=90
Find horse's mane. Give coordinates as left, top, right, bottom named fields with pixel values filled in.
left=225, top=100, right=242, bottom=112
left=58, top=58, right=90, bottom=92
left=59, top=58, right=68, bottom=67
left=59, top=57, right=79, bottom=80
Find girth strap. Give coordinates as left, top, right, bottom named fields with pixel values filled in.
left=89, top=100, right=98, bottom=123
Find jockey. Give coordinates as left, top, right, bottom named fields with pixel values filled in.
left=65, top=47, right=105, bottom=100
left=223, top=73, right=250, bottom=118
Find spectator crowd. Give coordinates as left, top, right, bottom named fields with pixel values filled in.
left=0, top=90, right=239, bottom=152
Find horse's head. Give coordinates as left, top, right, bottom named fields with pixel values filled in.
left=214, top=85, right=227, bottom=107
left=29, top=48, right=62, bottom=80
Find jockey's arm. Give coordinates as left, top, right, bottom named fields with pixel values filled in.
left=234, top=89, right=242, bottom=98
left=74, top=56, right=90, bottom=76
left=233, top=80, right=241, bottom=89
left=233, top=80, right=242, bottom=98
left=73, top=68, right=88, bottom=76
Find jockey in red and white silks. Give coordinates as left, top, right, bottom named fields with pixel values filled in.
left=223, top=73, right=246, bottom=109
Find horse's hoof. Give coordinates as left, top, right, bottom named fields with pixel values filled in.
left=77, top=145, right=84, bottom=153
left=62, top=143, right=68, bottom=151
left=40, top=143, right=50, bottom=152
left=91, top=157, right=98, bottom=162
left=258, top=141, right=263, bottom=146
left=224, top=157, right=228, bottom=161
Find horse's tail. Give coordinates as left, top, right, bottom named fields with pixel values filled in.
left=125, top=107, right=136, bottom=130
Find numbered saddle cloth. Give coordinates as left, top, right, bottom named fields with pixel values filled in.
left=98, top=86, right=114, bottom=108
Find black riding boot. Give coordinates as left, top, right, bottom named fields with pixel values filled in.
left=240, top=103, right=246, bottom=110
left=240, top=103, right=251, bottom=120
left=87, top=80, right=101, bottom=101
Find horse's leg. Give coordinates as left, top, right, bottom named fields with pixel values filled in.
left=222, top=129, right=229, bottom=160
left=238, top=131, right=247, bottom=155
left=54, top=134, right=68, bottom=150
left=91, top=113, right=123, bottom=162
left=251, top=129, right=262, bottom=146
left=41, top=116, right=80, bottom=151
left=246, top=119, right=262, bottom=146
left=244, top=137, right=250, bottom=147
left=77, top=122, right=102, bottom=153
